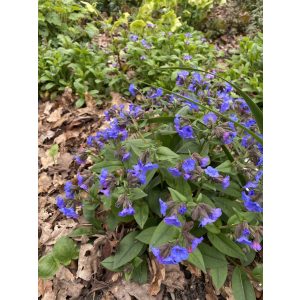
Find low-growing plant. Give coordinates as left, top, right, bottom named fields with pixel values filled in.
left=39, top=70, right=263, bottom=297
left=224, top=32, right=263, bottom=104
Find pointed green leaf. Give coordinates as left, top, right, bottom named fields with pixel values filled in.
left=135, top=226, right=156, bottom=244
left=232, top=266, right=256, bottom=300
left=150, top=221, right=180, bottom=247
left=113, top=232, right=144, bottom=269
left=208, top=233, right=245, bottom=260
left=187, top=248, right=206, bottom=273
left=134, top=201, right=149, bottom=229
left=210, top=265, right=228, bottom=289
left=199, top=243, right=228, bottom=268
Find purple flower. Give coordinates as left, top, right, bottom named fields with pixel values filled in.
left=244, top=181, right=258, bottom=189
left=236, top=229, right=252, bottom=246
left=118, top=206, right=135, bottom=217
left=141, top=39, right=152, bottom=49
left=74, top=155, right=85, bottom=165
left=99, top=168, right=113, bottom=196
left=149, top=88, right=163, bottom=98
left=56, top=196, right=65, bottom=209
left=176, top=71, right=189, bottom=86
left=146, top=22, right=155, bottom=28
left=168, top=167, right=181, bottom=177
left=183, top=55, right=192, bottom=61
left=128, top=160, right=158, bottom=185
left=159, top=198, right=168, bottom=216
left=77, top=173, right=88, bottom=192
left=122, top=152, right=131, bottom=162
left=60, top=207, right=78, bottom=219
left=170, top=246, right=189, bottom=262
left=255, top=170, right=263, bottom=183
left=178, top=125, right=194, bottom=139
left=223, top=131, right=237, bottom=144
left=222, top=176, right=230, bottom=189
left=140, top=55, right=146, bottom=60
left=178, top=205, right=187, bottom=215
left=129, top=104, right=143, bottom=118
left=130, top=34, right=138, bottom=41
left=199, top=157, right=209, bottom=168
left=251, top=241, right=262, bottom=251
left=129, top=83, right=136, bottom=96
left=182, top=158, right=196, bottom=173
left=185, top=33, right=192, bottom=38
left=199, top=208, right=222, bottom=227
left=203, top=112, right=218, bottom=125
left=190, top=237, right=204, bottom=252
left=64, top=181, right=75, bottom=199
left=205, top=166, right=219, bottom=178
left=244, top=199, right=263, bottom=213
left=164, top=215, right=182, bottom=227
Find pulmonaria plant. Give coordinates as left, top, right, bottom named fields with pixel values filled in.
left=52, top=71, right=263, bottom=290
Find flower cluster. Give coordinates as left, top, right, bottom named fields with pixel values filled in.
left=174, top=114, right=194, bottom=139
left=56, top=196, right=78, bottom=219
left=235, top=223, right=262, bottom=251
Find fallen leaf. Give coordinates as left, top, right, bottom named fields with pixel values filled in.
left=222, top=286, right=235, bottom=300
left=57, top=152, right=74, bottom=169
left=40, top=279, right=56, bottom=300
left=162, top=264, right=185, bottom=292
left=40, top=148, right=56, bottom=169
left=56, top=266, right=75, bottom=282
left=43, top=102, right=55, bottom=115
left=39, top=172, right=52, bottom=193
left=76, top=243, right=94, bottom=281
left=54, top=278, right=84, bottom=299
left=149, top=255, right=165, bottom=296
left=47, top=107, right=63, bottom=123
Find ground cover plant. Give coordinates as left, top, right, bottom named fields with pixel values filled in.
left=38, top=0, right=263, bottom=298
left=39, top=70, right=263, bottom=298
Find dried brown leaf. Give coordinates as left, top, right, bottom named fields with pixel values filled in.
left=162, top=265, right=185, bottom=292
left=56, top=267, right=75, bottom=282
left=39, top=172, right=52, bottom=193
left=43, top=102, right=55, bottom=115
left=47, top=107, right=63, bottom=123
left=149, top=255, right=165, bottom=296
left=40, top=279, right=56, bottom=300
left=76, top=243, right=94, bottom=281
left=57, top=152, right=74, bottom=170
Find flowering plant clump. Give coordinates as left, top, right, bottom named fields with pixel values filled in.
left=39, top=70, right=263, bottom=294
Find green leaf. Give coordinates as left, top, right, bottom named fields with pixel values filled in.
left=48, top=144, right=59, bottom=159
left=176, top=141, right=201, bottom=154
left=52, top=237, right=79, bottom=266
left=168, top=187, right=188, bottom=203
left=216, top=160, right=237, bottom=176
left=232, top=267, right=256, bottom=300
left=75, top=98, right=85, bottom=108
left=252, top=264, right=263, bottom=283
left=207, top=233, right=245, bottom=260
left=101, top=256, right=120, bottom=272
left=113, top=232, right=144, bottom=269
left=38, top=253, right=60, bottom=279
left=129, top=188, right=148, bottom=201
left=68, top=226, right=101, bottom=237
left=130, top=19, right=146, bottom=34
left=205, top=223, right=221, bottom=234
left=135, top=226, right=156, bottom=244
left=83, top=203, right=102, bottom=229
left=210, top=265, right=228, bottom=289
left=131, top=259, right=148, bottom=284
left=188, top=248, right=206, bottom=273
left=199, top=243, right=228, bottom=269
left=156, top=146, right=179, bottom=161
left=91, top=160, right=123, bottom=173
left=150, top=221, right=180, bottom=247
left=134, top=201, right=149, bottom=229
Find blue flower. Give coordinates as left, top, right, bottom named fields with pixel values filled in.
left=99, top=168, right=114, bottom=196
left=255, top=170, right=263, bottom=183
left=128, top=160, right=158, bottom=185
left=176, top=71, right=189, bottom=86
left=183, top=55, right=192, bottom=61
left=222, top=131, right=237, bottom=144
left=199, top=208, right=222, bottom=227
left=168, top=167, right=181, bottom=177
left=164, top=215, right=182, bottom=227
left=185, top=33, right=192, bottom=38
left=199, top=157, right=210, bottom=168
left=129, top=104, right=143, bottom=118
left=190, top=237, right=204, bottom=252
left=129, top=84, right=136, bottom=96
left=205, top=166, right=219, bottom=178
left=244, top=199, right=263, bottom=213
left=130, top=34, right=138, bottom=41
left=56, top=196, right=65, bottom=209
left=257, top=155, right=263, bottom=166
left=118, top=206, right=135, bottom=217
left=178, top=205, right=187, bottom=215
left=141, top=39, right=152, bottom=49
left=222, top=176, right=230, bottom=189
left=182, top=158, right=196, bottom=173
left=56, top=196, right=78, bottom=219
left=236, top=229, right=252, bottom=246
left=64, top=181, right=75, bottom=199
left=170, top=246, right=189, bottom=262
left=159, top=198, right=168, bottom=216
left=74, top=155, right=85, bottom=165
left=203, top=112, right=218, bottom=125
left=149, top=88, right=163, bottom=98
left=244, top=181, right=258, bottom=189
left=178, top=125, right=194, bottom=139
left=122, top=152, right=131, bottom=162
left=77, top=173, right=88, bottom=192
